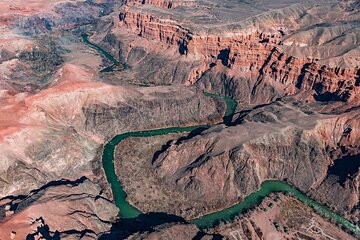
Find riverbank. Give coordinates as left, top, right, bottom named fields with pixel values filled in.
left=83, top=33, right=359, bottom=236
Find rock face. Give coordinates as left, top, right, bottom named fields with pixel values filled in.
left=100, top=220, right=221, bottom=240
left=0, top=177, right=118, bottom=239
left=124, top=223, right=214, bottom=240
left=152, top=99, right=360, bottom=219
left=113, top=0, right=359, bottom=105
left=115, top=133, right=218, bottom=219
left=82, top=86, right=224, bottom=138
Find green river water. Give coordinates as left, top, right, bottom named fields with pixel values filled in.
left=83, top=34, right=360, bottom=235
left=81, top=33, right=126, bottom=72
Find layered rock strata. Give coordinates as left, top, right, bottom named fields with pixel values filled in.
left=114, top=0, right=359, bottom=104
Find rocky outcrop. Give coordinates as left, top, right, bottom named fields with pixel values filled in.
left=125, top=0, right=174, bottom=9
left=118, top=10, right=190, bottom=46
left=0, top=177, right=118, bottom=240
left=152, top=100, right=360, bottom=218
left=0, top=50, right=222, bottom=240
left=124, top=223, right=215, bottom=240
left=83, top=86, right=223, bottom=137
left=309, top=154, right=360, bottom=222
left=0, top=80, right=223, bottom=198
left=10, top=1, right=103, bottom=35
left=114, top=0, right=360, bottom=104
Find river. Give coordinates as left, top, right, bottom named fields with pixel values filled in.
left=82, top=33, right=360, bottom=235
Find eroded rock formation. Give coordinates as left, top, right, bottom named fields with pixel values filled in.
left=152, top=99, right=360, bottom=220
left=113, top=0, right=359, bottom=105
left=0, top=177, right=117, bottom=240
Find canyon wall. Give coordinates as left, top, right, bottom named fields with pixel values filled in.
left=115, top=0, right=359, bottom=104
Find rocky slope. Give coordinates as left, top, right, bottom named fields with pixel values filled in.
left=0, top=78, right=222, bottom=238
left=100, top=218, right=222, bottom=240
left=0, top=0, right=105, bottom=91
left=104, top=1, right=359, bottom=224
left=124, top=223, right=217, bottom=240
left=108, top=0, right=360, bottom=106
left=152, top=99, right=360, bottom=221
left=0, top=177, right=117, bottom=240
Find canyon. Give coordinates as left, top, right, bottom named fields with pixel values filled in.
left=0, top=0, right=359, bottom=239
left=116, top=0, right=359, bottom=104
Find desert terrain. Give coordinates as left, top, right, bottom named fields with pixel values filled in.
left=0, top=0, right=359, bottom=239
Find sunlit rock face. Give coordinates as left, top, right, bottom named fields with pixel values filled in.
left=115, top=0, right=359, bottom=105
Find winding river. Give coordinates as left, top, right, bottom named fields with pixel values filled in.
left=82, top=33, right=127, bottom=72
left=82, top=34, right=360, bottom=235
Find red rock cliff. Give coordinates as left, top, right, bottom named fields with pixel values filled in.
left=118, top=3, right=359, bottom=102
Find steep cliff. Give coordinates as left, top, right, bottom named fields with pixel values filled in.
left=112, top=0, right=359, bottom=105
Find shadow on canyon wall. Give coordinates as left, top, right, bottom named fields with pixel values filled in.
left=99, top=212, right=223, bottom=239
left=99, top=212, right=186, bottom=239
left=328, top=154, right=360, bottom=186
